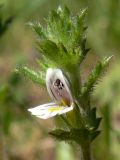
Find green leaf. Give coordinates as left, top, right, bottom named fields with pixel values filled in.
left=29, top=22, right=47, bottom=39
left=38, top=40, right=59, bottom=62
left=49, top=129, right=71, bottom=141
left=50, top=127, right=101, bottom=144
left=79, top=37, right=91, bottom=63
left=15, top=66, right=45, bottom=86
left=90, top=130, right=101, bottom=142
left=81, top=56, right=112, bottom=96
left=49, top=128, right=90, bottom=145
left=57, top=6, right=70, bottom=18
left=89, top=107, right=102, bottom=130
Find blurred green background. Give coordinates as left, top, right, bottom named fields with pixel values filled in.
left=0, top=0, right=120, bottom=160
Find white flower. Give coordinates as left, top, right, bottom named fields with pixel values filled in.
left=28, top=68, right=74, bottom=119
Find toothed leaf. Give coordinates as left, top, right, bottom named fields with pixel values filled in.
left=90, top=131, right=101, bottom=142
left=89, top=107, right=102, bottom=130
left=16, top=66, right=45, bottom=86
left=82, top=56, right=112, bottom=96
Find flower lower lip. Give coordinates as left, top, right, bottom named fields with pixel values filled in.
left=28, top=102, right=73, bottom=119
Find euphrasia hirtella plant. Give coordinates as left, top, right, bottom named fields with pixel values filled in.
left=17, top=6, right=112, bottom=160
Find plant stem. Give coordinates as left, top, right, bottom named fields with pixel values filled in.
left=80, top=140, right=91, bottom=160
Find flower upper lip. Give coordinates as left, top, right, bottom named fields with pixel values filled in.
left=46, top=68, right=73, bottom=105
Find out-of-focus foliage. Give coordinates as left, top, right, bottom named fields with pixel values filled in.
left=87, top=1, right=120, bottom=160
left=0, top=10, right=13, bottom=36
left=0, top=0, right=120, bottom=160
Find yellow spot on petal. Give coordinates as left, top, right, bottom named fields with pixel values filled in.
left=49, top=107, right=64, bottom=112
left=49, top=99, right=71, bottom=112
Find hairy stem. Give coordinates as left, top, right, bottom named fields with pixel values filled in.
left=80, top=140, right=91, bottom=160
